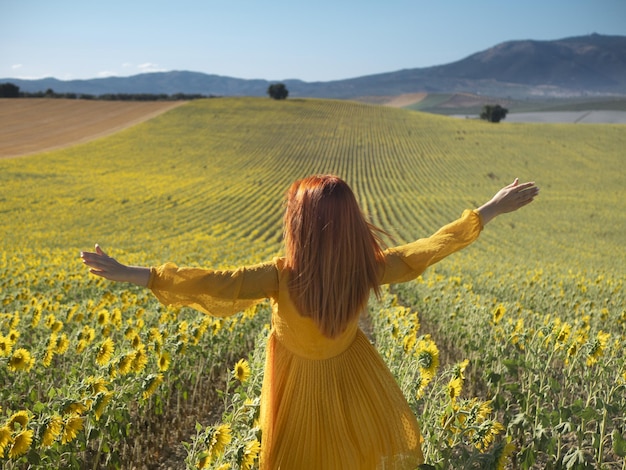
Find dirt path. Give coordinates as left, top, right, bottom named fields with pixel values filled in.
left=0, top=98, right=186, bottom=159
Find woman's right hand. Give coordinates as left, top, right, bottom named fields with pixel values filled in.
left=80, top=244, right=151, bottom=286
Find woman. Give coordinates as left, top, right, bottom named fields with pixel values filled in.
left=81, top=175, right=538, bottom=469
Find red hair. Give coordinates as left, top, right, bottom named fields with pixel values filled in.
left=283, top=175, right=385, bottom=338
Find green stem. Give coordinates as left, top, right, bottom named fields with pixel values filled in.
left=597, top=407, right=607, bottom=467
left=92, top=435, right=103, bottom=470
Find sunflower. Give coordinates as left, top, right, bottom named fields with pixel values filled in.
left=96, top=309, right=109, bottom=326
left=191, top=325, right=204, bottom=345
left=95, top=338, right=115, bottom=366
left=555, top=322, right=571, bottom=346
left=42, top=334, right=57, bottom=367
left=84, top=326, right=97, bottom=343
left=586, top=330, right=611, bottom=366
left=87, top=376, right=109, bottom=395
left=93, top=392, right=113, bottom=421
left=8, top=348, right=35, bottom=372
left=476, top=401, right=493, bottom=422
left=414, top=375, right=429, bottom=399
left=111, top=308, right=123, bottom=327
left=56, top=334, right=70, bottom=354
left=511, top=318, right=526, bottom=350
left=239, top=439, right=261, bottom=470
left=448, top=376, right=463, bottom=402
left=142, top=373, right=164, bottom=399
left=31, top=309, right=42, bottom=327
left=492, top=304, right=506, bottom=325
left=43, top=314, right=56, bottom=329
left=76, top=339, right=88, bottom=354
left=415, top=335, right=439, bottom=380
left=196, top=452, right=210, bottom=469
left=402, top=334, right=416, bottom=353
left=234, top=359, right=251, bottom=383
left=475, top=420, right=504, bottom=452
left=7, top=329, right=19, bottom=344
left=61, top=415, right=83, bottom=444
left=0, top=335, right=12, bottom=357
left=131, top=346, right=148, bottom=373
left=453, top=359, right=470, bottom=380
left=63, top=401, right=87, bottom=416
left=209, top=423, right=232, bottom=458
left=211, top=320, right=222, bottom=334
left=130, top=333, right=142, bottom=350
left=51, top=320, right=63, bottom=333
left=8, top=429, right=33, bottom=458
left=0, top=426, right=12, bottom=456
left=494, top=439, right=516, bottom=470
left=6, top=410, right=30, bottom=431
left=148, top=327, right=163, bottom=346
left=117, top=352, right=135, bottom=375
left=41, top=415, right=63, bottom=447
left=158, top=351, right=171, bottom=371
left=66, top=305, right=78, bottom=322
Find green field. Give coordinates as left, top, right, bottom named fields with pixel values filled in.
left=1, top=98, right=624, bottom=469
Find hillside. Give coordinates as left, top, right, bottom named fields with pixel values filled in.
left=1, top=97, right=624, bottom=269
left=3, top=34, right=625, bottom=100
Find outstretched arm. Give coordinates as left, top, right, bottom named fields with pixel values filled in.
left=80, top=244, right=151, bottom=287
left=476, top=178, right=539, bottom=226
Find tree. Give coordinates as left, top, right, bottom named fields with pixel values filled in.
left=480, top=104, right=508, bottom=123
left=267, top=83, right=288, bottom=100
left=0, top=82, right=20, bottom=98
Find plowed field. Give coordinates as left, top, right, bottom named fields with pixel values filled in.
left=0, top=98, right=185, bottom=158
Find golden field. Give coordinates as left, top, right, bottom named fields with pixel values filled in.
left=0, top=97, right=624, bottom=469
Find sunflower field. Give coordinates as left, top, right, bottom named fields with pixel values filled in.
left=1, top=97, right=624, bottom=469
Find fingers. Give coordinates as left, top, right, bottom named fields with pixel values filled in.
left=80, top=244, right=114, bottom=273
left=512, top=184, right=539, bottom=208
left=81, top=251, right=119, bottom=281
left=95, top=244, right=108, bottom=257
left=513, top=181, right=536, bottom=191
left=508, top=178, right=519, bottom=188
left=80, top=244, right=133, bottom=283
left=81, top=244, right=108, bottom=262
left=81, top=255, right=110, bottom=271
left=517, top=184, right=540, bottom=200
left=88, top=268, right=107, bottom=278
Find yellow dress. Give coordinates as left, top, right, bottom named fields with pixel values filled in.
left=148, top=210, right=483, bottom=470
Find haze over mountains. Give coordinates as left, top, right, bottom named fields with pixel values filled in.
left=3, top=34, right=626, bottom=99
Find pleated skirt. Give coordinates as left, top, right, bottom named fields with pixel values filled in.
left=259, top=329, right=424, bottom=470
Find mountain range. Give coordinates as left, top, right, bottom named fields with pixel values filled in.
left=3, top=34, right=625, bottom=100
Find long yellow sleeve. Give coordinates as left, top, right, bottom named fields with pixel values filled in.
left=380, top=209, right=483, bottom=285
left=147, top=260, right=279, bottom=317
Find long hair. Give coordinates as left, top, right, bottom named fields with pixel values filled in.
left=283, top=175, right=385, bottom=338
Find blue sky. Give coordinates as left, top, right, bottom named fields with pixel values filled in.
left=2, top=0, right=625, bottom=82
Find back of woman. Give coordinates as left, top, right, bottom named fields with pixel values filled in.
left=81, top=174, right=538, bottom=469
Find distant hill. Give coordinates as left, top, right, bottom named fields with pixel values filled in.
left=3, top=34, right=625, bottom=100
